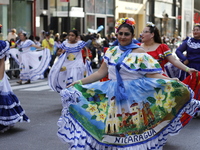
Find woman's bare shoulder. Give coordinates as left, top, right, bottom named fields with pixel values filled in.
left=132, top=47, right=146, bottom=53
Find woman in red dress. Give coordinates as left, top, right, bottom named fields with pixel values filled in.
left=140, top=22, right=196, bottom=76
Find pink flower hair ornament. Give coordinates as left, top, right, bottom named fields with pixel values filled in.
left=115, top=17, right=136, bottom=32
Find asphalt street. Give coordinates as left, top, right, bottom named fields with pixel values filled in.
left=0, top=78, right=200, bottom=150
left=0, top=79, right=69, bottom=150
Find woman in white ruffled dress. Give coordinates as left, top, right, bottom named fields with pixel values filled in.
left=10, top=32, right=51, bottom=84
left=0, top=40, right=30, bottom=132
left=56, top=18, right=200, bottom=150
left=48, top=30, right=91, bottom=93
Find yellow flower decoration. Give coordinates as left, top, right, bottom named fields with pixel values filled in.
left=148, top=58, right=157, bottom=68
left=96, top=112, right=106, bottom=122
left=107, top=49, right=116, bottom=54
left=154, top=90, right=165, bottom=107
left=60, top=66, right=66, bottom=72
left=115, top=18, right=136, bottom=32
left=148, top=58, right=155, bottom=64
left=86, top=104, right=98, bottom=115
left=164, top=98, right=176, bottom=113
left=99, top=102, right=107, bottom=112
left=194, top=23, right=200, bottom=27
left=138, top=57, right=143, bottom=63
left=67, top=53, right=76, bottom=61
left=124, top=56, right=133, bottom=64
left=164, top=83, right=174, bottom=93
left=86, top=88, right=95, bottom=96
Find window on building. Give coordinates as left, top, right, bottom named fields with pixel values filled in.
left=119, top=0, right=143, bottom=4
left=85, top=0, right=95, bottom=13
left=44, top=0, right=48, bottom=9
left=95, top=0, right=106, bottom=14
left=9, top=1, right=32, bottom=34
left=107, top=17, right=115, bottom=34
left=106, top=0, right=114, bottom=15
left=86, top=15, right=95, bottom=32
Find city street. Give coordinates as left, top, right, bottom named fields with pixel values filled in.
left=0, top=78, right=200, bottom=150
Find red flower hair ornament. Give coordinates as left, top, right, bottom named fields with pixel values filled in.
left=115, top=18, right=136, bottom=32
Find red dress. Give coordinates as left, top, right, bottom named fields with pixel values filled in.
left=147, top=44, right=172, bottom=70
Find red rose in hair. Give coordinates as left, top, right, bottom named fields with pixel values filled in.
left=126, top=19, right=135, bottom=26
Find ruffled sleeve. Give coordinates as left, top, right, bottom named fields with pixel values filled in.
left=59, top=40, right=86, bottom=53
left=103, top=46, right=118, bottom=65
left=24, top=39, right=34, bottom=48
left=77, top=40, right=86, bottom=49
left=160, top=44, right=172, bottom=57
left=0, top=41, right=10, bottom=59
left=122, top=53, right=162, bottom=75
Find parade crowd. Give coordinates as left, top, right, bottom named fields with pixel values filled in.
left=1, top=17, right=200, bottom=150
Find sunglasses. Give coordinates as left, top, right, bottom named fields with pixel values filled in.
left=118, top=32, right=131, bottom=36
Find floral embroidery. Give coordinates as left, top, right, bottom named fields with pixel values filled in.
left=164, top=83, right=174, bottom=93
left=86, top=104, right=98, bottom=115
left=60, top=66, right=66, bottom=72
left=96, top=112, right=107, bottom=122
left=154, top=90, right=165, bottom=107
left=67, top=53, right=76, bottom=61
left=187, top=37, right=200, bottom=49
left=164, top=98, right=176, bottom=113
left=86, top=88, right=95, bottom=96
left=99, top=102, right=108, bottom=112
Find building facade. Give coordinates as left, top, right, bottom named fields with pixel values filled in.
left=115, top=0, right=147, bottom=38
left=0, top=0, right=33, bottom=40
left=35, top=0, right=115, bottom=37
left=0, top=0, right=9, bottom=40
left=147, top=0, right=194, bottom=39
left=84, top=0, right=115, bottom=37
left=1, top=0, right=198, bottom=40
left=194, top=0, right=200, bottom=24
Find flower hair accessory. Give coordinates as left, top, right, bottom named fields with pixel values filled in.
left=194, top=23, right=200, bottom=27
left=115, top=17, right=136, bottom=32
left=146, top=22, right=155, bottom=27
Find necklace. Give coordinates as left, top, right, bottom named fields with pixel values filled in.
left=144, top=43, right=154, bottom=51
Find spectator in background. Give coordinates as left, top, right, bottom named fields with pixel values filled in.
left=60, top=32, right=68, bottom=43
left=39, top=30, right=45, bottom=43
left=137, top=33, right=142, bottom=42
left=35, top=36, right=41, bottom=46
left=42, top=32, right=55, bottom=77
left=29, top=35, right=35, bottom=42
left=7, top=28, right=18, bottom=41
